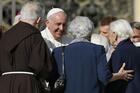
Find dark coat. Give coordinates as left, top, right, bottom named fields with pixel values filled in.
left=0, top=21, right=52, bottom=93
left=105, top=39, right=140, bottom=93
left=52, top=42, right=112, bottom=93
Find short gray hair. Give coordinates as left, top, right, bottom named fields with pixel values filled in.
left=110, top=19, right=133, bottom=39
left=68, top=16, right=94, bottom=39
left=20, top=1, right=44, bottom=20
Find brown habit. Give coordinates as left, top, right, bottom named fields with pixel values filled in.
left=0, top=21, right=52, bottom=93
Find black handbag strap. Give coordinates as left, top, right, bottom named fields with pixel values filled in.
left=61, top=46, right=65, bottom=76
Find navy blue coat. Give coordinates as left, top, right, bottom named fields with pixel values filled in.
left=105, top=39, right=140, bottom=93
left=52, top=42, right=112, bottom=93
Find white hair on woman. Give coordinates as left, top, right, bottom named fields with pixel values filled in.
left=91, top=34, right=109, bottom=52
left=68, top=16, right=94, bottom=40
left=20, top=1, right=44, bottom=21
left=110, top=19, right=133, bottom=39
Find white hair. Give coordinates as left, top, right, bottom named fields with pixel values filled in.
left=20, top=1, right=44, bottom=21
left=110, top=19, right=133, bottom=39
left=68, top=16, right=94, bottom=39
left=91, top=34, right=109, bottom=52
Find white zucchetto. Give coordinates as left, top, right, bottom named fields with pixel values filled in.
left=47, top=8, right=64, bottom=19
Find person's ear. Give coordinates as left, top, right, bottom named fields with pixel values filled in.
left=112, top=32, right=118, bottom=48
left=112, top=32, right=117, bottom=41
left=114, top=32, right=118, bottom=41
left=45, top=20, right=49, bottom=25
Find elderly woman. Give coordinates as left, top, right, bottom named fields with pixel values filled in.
left=105, top=19, right=138, bottom=93
left=52, top=17, right=133, bottom=93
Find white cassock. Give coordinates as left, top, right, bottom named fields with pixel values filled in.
left=41, top=27, right=73, bottom=52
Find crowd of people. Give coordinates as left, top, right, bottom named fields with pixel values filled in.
left=0, top=1, right=140, bottom=93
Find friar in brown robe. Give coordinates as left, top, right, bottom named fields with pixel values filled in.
left=0, top=21, right=53, bottom=93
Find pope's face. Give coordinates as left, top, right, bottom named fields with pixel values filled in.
left=46, top=12, right=67, bottom=41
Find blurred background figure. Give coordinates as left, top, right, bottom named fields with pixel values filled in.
left=130, top=22, right=140, bottom=44
left=41, top=8, right=73, bottom=52
left=0, top=0, right=135, bottom=33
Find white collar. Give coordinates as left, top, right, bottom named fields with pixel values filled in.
left=41, top=27, right=64, bottom=51
left=133, top=42, right=140, bottom=47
